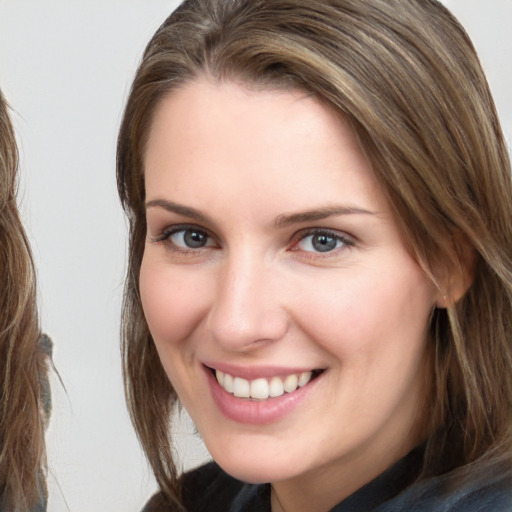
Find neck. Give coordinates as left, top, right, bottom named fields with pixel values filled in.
left=269, top=438, right=419, bottom=512
left=270, top=465, right=360, bottom=512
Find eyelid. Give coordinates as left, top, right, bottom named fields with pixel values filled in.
left=289, top=227, right=355, bottom=252
left=150, top=223, right=217, bottom=246
left=149, top=223, right=354, bottom=257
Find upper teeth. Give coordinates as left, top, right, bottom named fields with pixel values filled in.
left=215, top=370, right=313, bottom=400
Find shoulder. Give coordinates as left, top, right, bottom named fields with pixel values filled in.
left=378, top=460, right=512, bottom=512
left=444, top=470, right=512, bottom=512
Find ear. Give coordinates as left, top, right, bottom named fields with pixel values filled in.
left=435, top=232, right=475, bottom=308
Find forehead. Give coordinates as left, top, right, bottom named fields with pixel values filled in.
left=143, top=79, right=386, bottom=217
left=147, top=78, right=354, bottom=142
left=145, top=79, right=333, bottom=154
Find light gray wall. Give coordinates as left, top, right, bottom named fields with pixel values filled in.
left=0, top=1, right=509, bottom=511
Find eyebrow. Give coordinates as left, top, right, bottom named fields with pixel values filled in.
left=275, top=205, right=375, bottom=227
left=146, top=198, right=375, bottom=227
left=145, top=199, right=214, bottom=224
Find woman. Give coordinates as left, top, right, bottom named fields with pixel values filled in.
left=0, top=91, right=51, bottom=512
left=117, top=1, right=512, bottom=510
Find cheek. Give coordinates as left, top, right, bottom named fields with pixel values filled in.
left=139, top=257, right=208, bottom=345
left=292, top=262, right=436, bottom=360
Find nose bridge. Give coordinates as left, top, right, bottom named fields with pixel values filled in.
left=207, top=246, right=288, bottom=350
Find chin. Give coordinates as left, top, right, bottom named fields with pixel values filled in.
left=206, top=443, right=304, bottom=484
left=218, top=460, right=290, bottom=484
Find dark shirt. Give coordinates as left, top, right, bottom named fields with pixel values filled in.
left=144, top=447, right=512, bottom=511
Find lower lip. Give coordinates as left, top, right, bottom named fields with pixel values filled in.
left=204, top=367, right=320, bottom=425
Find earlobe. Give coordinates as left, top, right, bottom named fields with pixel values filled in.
left=435, top=290, right=448, bottom=309
left=435, top=233, right=476, bottom=308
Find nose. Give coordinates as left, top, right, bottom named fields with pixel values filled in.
left=206, top=249, right=289, bottom=351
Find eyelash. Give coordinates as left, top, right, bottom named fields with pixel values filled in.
left=151, top=224, right=354, bottom=256
left=151, top=224, right=217, bottom=254
left=290, top=228, right=354, bottom=256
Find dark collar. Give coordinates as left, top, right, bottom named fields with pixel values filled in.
left=230, top=445, right=424, bottom=512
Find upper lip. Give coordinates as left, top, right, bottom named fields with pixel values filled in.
left=202, top=362, right=324, bottom=380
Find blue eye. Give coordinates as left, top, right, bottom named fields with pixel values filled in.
left=296, top=231, right=348, bottom=253
left=168, top=228, right=214, bottom=249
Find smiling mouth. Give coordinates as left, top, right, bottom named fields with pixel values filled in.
left=211, top=368, right=324, bottom=400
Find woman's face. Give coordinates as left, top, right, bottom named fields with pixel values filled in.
left=141, top=80, right=440, bottom=490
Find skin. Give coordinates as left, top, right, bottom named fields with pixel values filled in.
left=140, top=79, right=442, bottom=512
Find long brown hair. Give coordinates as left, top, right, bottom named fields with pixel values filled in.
left=0, top=91, right=50, bottom=511
left=117, top=0, right=512, bottom=507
